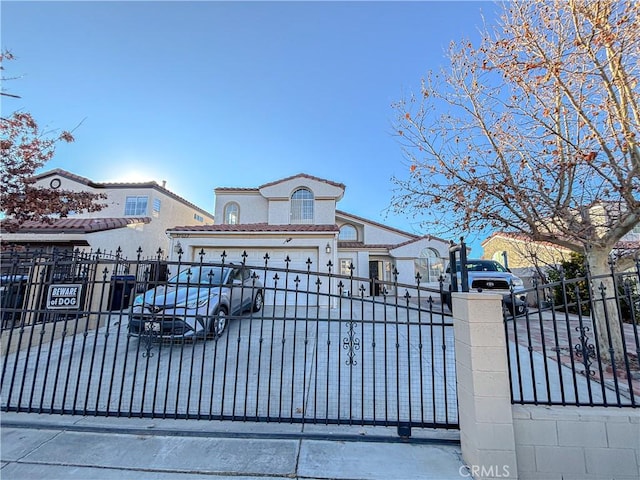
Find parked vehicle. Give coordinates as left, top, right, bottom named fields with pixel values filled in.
left=0, top=275, right=29, bottom=328
left=441, top=259, right=527, bottom=316
left=129, top=264, right=264, bottom=340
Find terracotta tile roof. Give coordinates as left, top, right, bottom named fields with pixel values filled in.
left=615, top=240, right=640, bottom=249
left=481, top=231, right=570, bottom=249
left=33, top=168, right=164, bottom=190
left=390, top=235, right=450, bottom=249
left=168, top=223, right=339, bottom=233
left=337, top=241, right=365, bottom=248
left=214, top=187, right=259, bottom=193
left=338, top=241, right=396, bottom=250
left=32, top=168, right=95, bottom=186
left=1, top=217, right=151, bottom=233
left=214, top=174, right=346, bottom=192
left=613, top=240, right=640, bottom=256
left=259, top=173, right=346, bottom=190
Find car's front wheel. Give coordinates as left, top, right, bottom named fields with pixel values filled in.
left=209, top=307, right=228, bottom=338
left=252, top=291, right=264, bottom=312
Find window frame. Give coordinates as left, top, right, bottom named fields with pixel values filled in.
left=339, top=224, right=358, bottom=241
left=290, top=188, right=314, bottom=224
left=339, top=258, right=354, bottom=276
left=414, top=247, right=444, bottom=283
left=124, top=196, right=148, bottom=216
left=152, top=198, right=161, bottom=217
left=224, top=202, right=240, bottom=225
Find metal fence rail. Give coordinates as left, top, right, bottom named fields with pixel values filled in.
left=0, top=248, right=458, bottom=430
left=506, top=260, right=640, bottom=408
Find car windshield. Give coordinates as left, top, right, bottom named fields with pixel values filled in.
left=168, top=266, right=229, bottom=286
left=449, top=260, right=509, bottom=273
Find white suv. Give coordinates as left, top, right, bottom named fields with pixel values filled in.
left=441, top=259, right=527, bottom=316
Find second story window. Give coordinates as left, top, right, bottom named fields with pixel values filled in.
left=290, top=188, right=313, bottom=224
left=125, top=196, right=148, bottom=216
left=152, top=198, right=161, bottom=217
left=224, top=202, right=239, bottom=225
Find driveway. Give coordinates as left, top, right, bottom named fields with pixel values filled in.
left=1, top=300, right=458, bottom=429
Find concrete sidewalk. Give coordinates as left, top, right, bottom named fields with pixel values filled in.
left=1, top=412, right=466, bottom=480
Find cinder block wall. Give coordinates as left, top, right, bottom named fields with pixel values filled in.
left=513, top=405, right=640, bottom=480
left=453, top=292, right=640, bottom=480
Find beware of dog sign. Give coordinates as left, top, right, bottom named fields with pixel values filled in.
left=47, top=284, right=83, bottom=309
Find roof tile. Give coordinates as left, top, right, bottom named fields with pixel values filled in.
left=169, top=223, right=339, bottom=233
left=2, top=217, right=151, bottom=233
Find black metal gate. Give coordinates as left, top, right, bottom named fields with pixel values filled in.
left=1, top=249, right=458, bottom=430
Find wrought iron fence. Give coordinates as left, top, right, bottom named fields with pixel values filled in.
left=0, top=247, right=458, bottom=430
left=506, top=258, right=640, bottom=408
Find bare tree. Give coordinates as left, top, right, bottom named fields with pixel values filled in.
left=391, top=0, right=639, bottom=359
left=1, top=51, right=105, bottom=230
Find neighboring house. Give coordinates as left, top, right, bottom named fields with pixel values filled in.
left=483, top=200, right=640, bottom=271
left=166, top=173, right=449, bottom=305
left=482, top=232, right=575, bottom=270
left=0, top=169, right=214, bottom=259
left=483, top=229, right=640, bottom=271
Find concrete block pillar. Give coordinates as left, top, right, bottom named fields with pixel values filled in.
left=453, top=292, right=518, bottom=480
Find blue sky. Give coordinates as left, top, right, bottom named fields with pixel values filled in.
left=2, top=1, right=496, bottom=255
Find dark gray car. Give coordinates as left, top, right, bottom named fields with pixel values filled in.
left=129, top=264, right=264, bottom=340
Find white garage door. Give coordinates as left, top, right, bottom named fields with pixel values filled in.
left=200, top=248, right=321, bottom=306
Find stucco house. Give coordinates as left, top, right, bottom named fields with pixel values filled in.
left=166, top=173, right=449, bottom=305
left=483, top=229, right=640, bottom=271
left=0, top=169, right=214, bottom=259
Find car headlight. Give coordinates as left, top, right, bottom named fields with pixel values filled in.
left=511, top=277, right=524, bottom=288
left=186, top=297, right=210, bottom=309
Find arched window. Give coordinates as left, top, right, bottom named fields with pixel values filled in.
left=414, top=247, right=444, bottom=283
left=290, top=188, right=313, bottom=224
left=224, top=202, right=239, bottom=225
left=339, top=224, right=358, bottom=241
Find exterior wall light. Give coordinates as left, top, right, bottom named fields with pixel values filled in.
left=325, top=243, right=331, bottom=254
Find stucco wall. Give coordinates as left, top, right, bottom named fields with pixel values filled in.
left=335, top=250, right=370, bottom=296
left=214, top=192, right=268, bottom=224
left=34, top=176, right=212, bottom=226
left=27, top=174, right=214, bottom=259
left=362, top=223, right=412, bottom=245
left=482, top=236, right=573, bottom=269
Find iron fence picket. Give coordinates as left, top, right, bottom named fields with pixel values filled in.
left=506, top=261, right=639, bottom=408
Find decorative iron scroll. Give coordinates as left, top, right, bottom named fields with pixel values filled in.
left=342, top=321, right=361, bottom=366
left=141, top=323, right=158, bottom=358
left=574, top=325, right=596, bottom=377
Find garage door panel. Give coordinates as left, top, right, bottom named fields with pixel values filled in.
left=200, top=248, right=321, bottom=306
